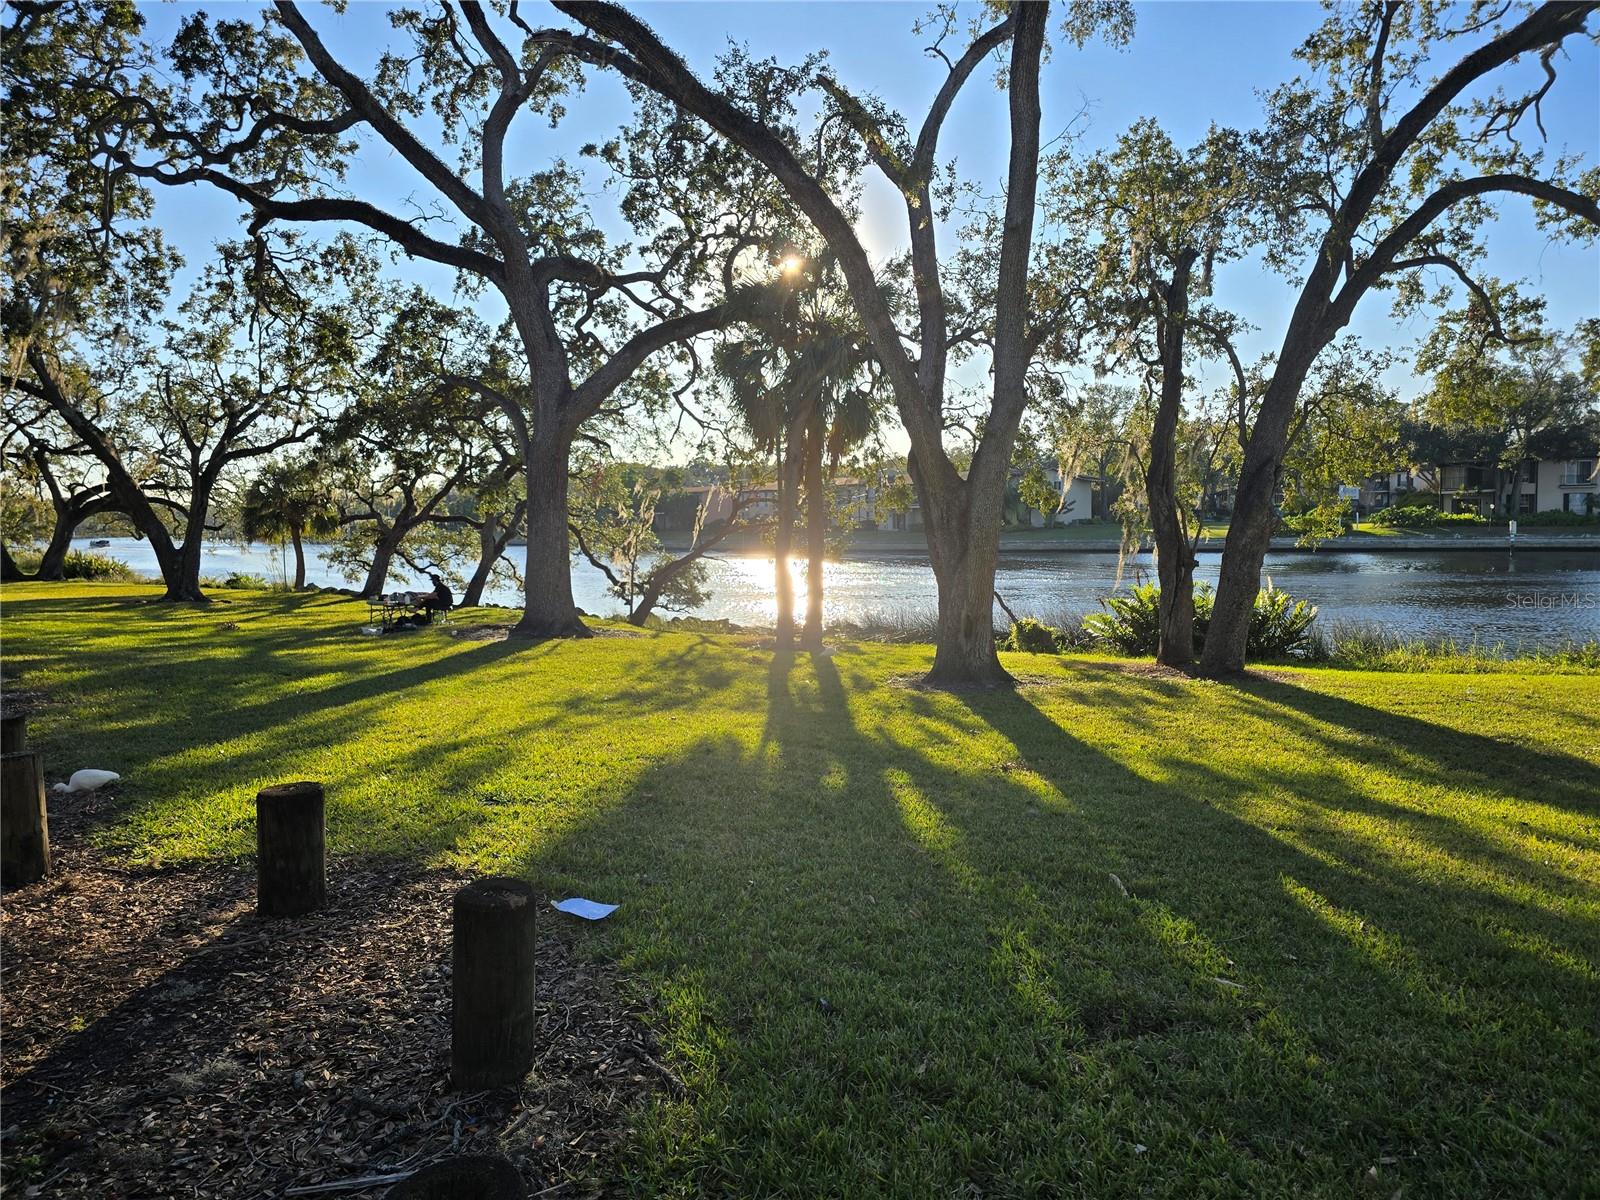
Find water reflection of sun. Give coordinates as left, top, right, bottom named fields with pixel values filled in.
left=733, top=556, right=833, bottom=622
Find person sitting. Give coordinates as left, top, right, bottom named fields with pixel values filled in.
left=420, top=572, right=453, bottom=620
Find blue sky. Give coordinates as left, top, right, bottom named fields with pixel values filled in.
left=140, top=1, right=1599, bottom=437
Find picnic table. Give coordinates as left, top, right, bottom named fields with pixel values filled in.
left=367, top=591, right=436, bottom=631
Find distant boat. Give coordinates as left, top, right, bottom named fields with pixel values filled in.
left=89, top=539, right=111, bottom=548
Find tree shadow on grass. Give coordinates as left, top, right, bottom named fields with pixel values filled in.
left=495, top=654, right=1597, bottom=1196
left=7, top=603, right=1596, bottom=1195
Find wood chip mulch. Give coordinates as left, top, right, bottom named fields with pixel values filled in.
left=0, top=795, right=670, bottom=1200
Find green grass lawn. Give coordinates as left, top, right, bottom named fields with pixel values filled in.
left=4, top=582, right=1598, bottom=1197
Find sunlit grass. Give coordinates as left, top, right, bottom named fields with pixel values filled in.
left=4, top=581, right=1598, bottom=1198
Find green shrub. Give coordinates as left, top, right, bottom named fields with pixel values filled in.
left=1280, top=505, right=1351, bottom=541
left=1000, top=617, right=1067, bottom=654
left=1082, top=583, right=1164, bottom=654
left=1507, top=510, right=1600, bottom=527
left=1084, top=580, right=1320, bottom=660
left=59, top=550, right=137, bottom=581
left=1368, top=502, right=1485, bottom=529
left=1246, top=581, right=1321, bottom=658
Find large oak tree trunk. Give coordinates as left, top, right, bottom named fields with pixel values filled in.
left=802, top=404, right=826, bottom=648
left=157, top=494, right=212, bottom=603
left=164, top=538, right=207, bottom=602
left=1151, top=524, right=1196, bottom=668
left=1148, top=419, right=1196, bottom=669
left=34, top=518, right=78, bottom=581
left=513, top=431, right=588, bottom=639
left=359, top=522, right=404, bottom=599
left=925, top=515, right=1007, bottom=687
left=920, top=460, right=1011, bottom=688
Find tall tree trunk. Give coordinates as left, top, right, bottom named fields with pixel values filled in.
left=919, top=455, right=1011, bottom=688
left=802, top=403, right=827, bottom=648
left=918, top=2, right=1045, bottom=689
left=1149, top=516, right=1196, bottom=667
left=167, top=538, right=206, bottom=601
left=514, top=430, right=588, bottom=638
left=34, top=518, right=78, bottom=581
left=361, top=529, right=399, bottom=599
left=36, top=494, right=116, bottom=580
left=163, top=496, right=211, bottom=602
left=1147, top=251, right=1198, bottom=669
left=461, top=512, right=503, bottom=609
left=1199, top=346, right=1321, bottom=676
left=1, top=542, right=25, bottom=582
left=773, top=418, right=804, bottom=651
left=146, top=479, right=213, bottom=603
left=924, top=499, right=1007, bottom=686
left=290, top=526, right=306, bottom=591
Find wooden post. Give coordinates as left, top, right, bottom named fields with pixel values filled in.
left=1, top=714, right=26, bottom=753
left=1, top=751, right=51, bottom=887
left=255, top=781, right=326, bottom=917
left=385, top=1154, right=523, bottom=1198
left=451, top=877, right=536, bottom=1090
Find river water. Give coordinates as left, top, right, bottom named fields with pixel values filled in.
left=68, top=536, right=1599, bottom=647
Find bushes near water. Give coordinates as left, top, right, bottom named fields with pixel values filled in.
left=1507, top=509, right=1600, bottom=527
left=1079, top=581, right=1320, bottom=659
left=8, top=549, right=137, bottom=581
left=1365, top=501, right=1599, bottom=530
left=1367, top=501, right=1486, bottom=529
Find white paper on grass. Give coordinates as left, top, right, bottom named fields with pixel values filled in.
left=552, top=897, right=618, bottom=920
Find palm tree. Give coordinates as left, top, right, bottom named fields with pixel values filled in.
left=716, top=334, right=802, bottom=647
left=717, top=257, right=880, bottom=648
left=240, top=458, right=339, bottom=590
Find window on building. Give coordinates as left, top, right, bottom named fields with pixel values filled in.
left=1518, top=493, right=1535, bottom=514
left=1562, top=459, right=1596, bottom=486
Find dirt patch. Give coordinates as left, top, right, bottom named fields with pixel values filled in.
left=1, top=836, right=667, bottom=1198
left=445, top=625, right=514, bottom=642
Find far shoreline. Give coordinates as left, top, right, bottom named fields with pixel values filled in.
left=649, top=532, right=1600, bottom=559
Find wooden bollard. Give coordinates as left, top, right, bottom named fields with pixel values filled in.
left=1, top=714, right=26, bottom=753
left=255, top=781, right=326, bottom=916
left=452, top=877, right=536, bottom=1089
left=1, top=751, right=51, bottom=887
left=384, top=1154, right=523, bottom=1198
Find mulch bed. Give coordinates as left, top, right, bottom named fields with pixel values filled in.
left=1, top=791, right=670, bottom=1199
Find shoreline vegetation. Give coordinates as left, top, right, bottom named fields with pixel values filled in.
left=8, top=575, right=1597, bottom=673
left=2, top=582, right=1597, bottom=1197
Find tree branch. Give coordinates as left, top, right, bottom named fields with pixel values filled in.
left=274, top=1, right=495, bottom=230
